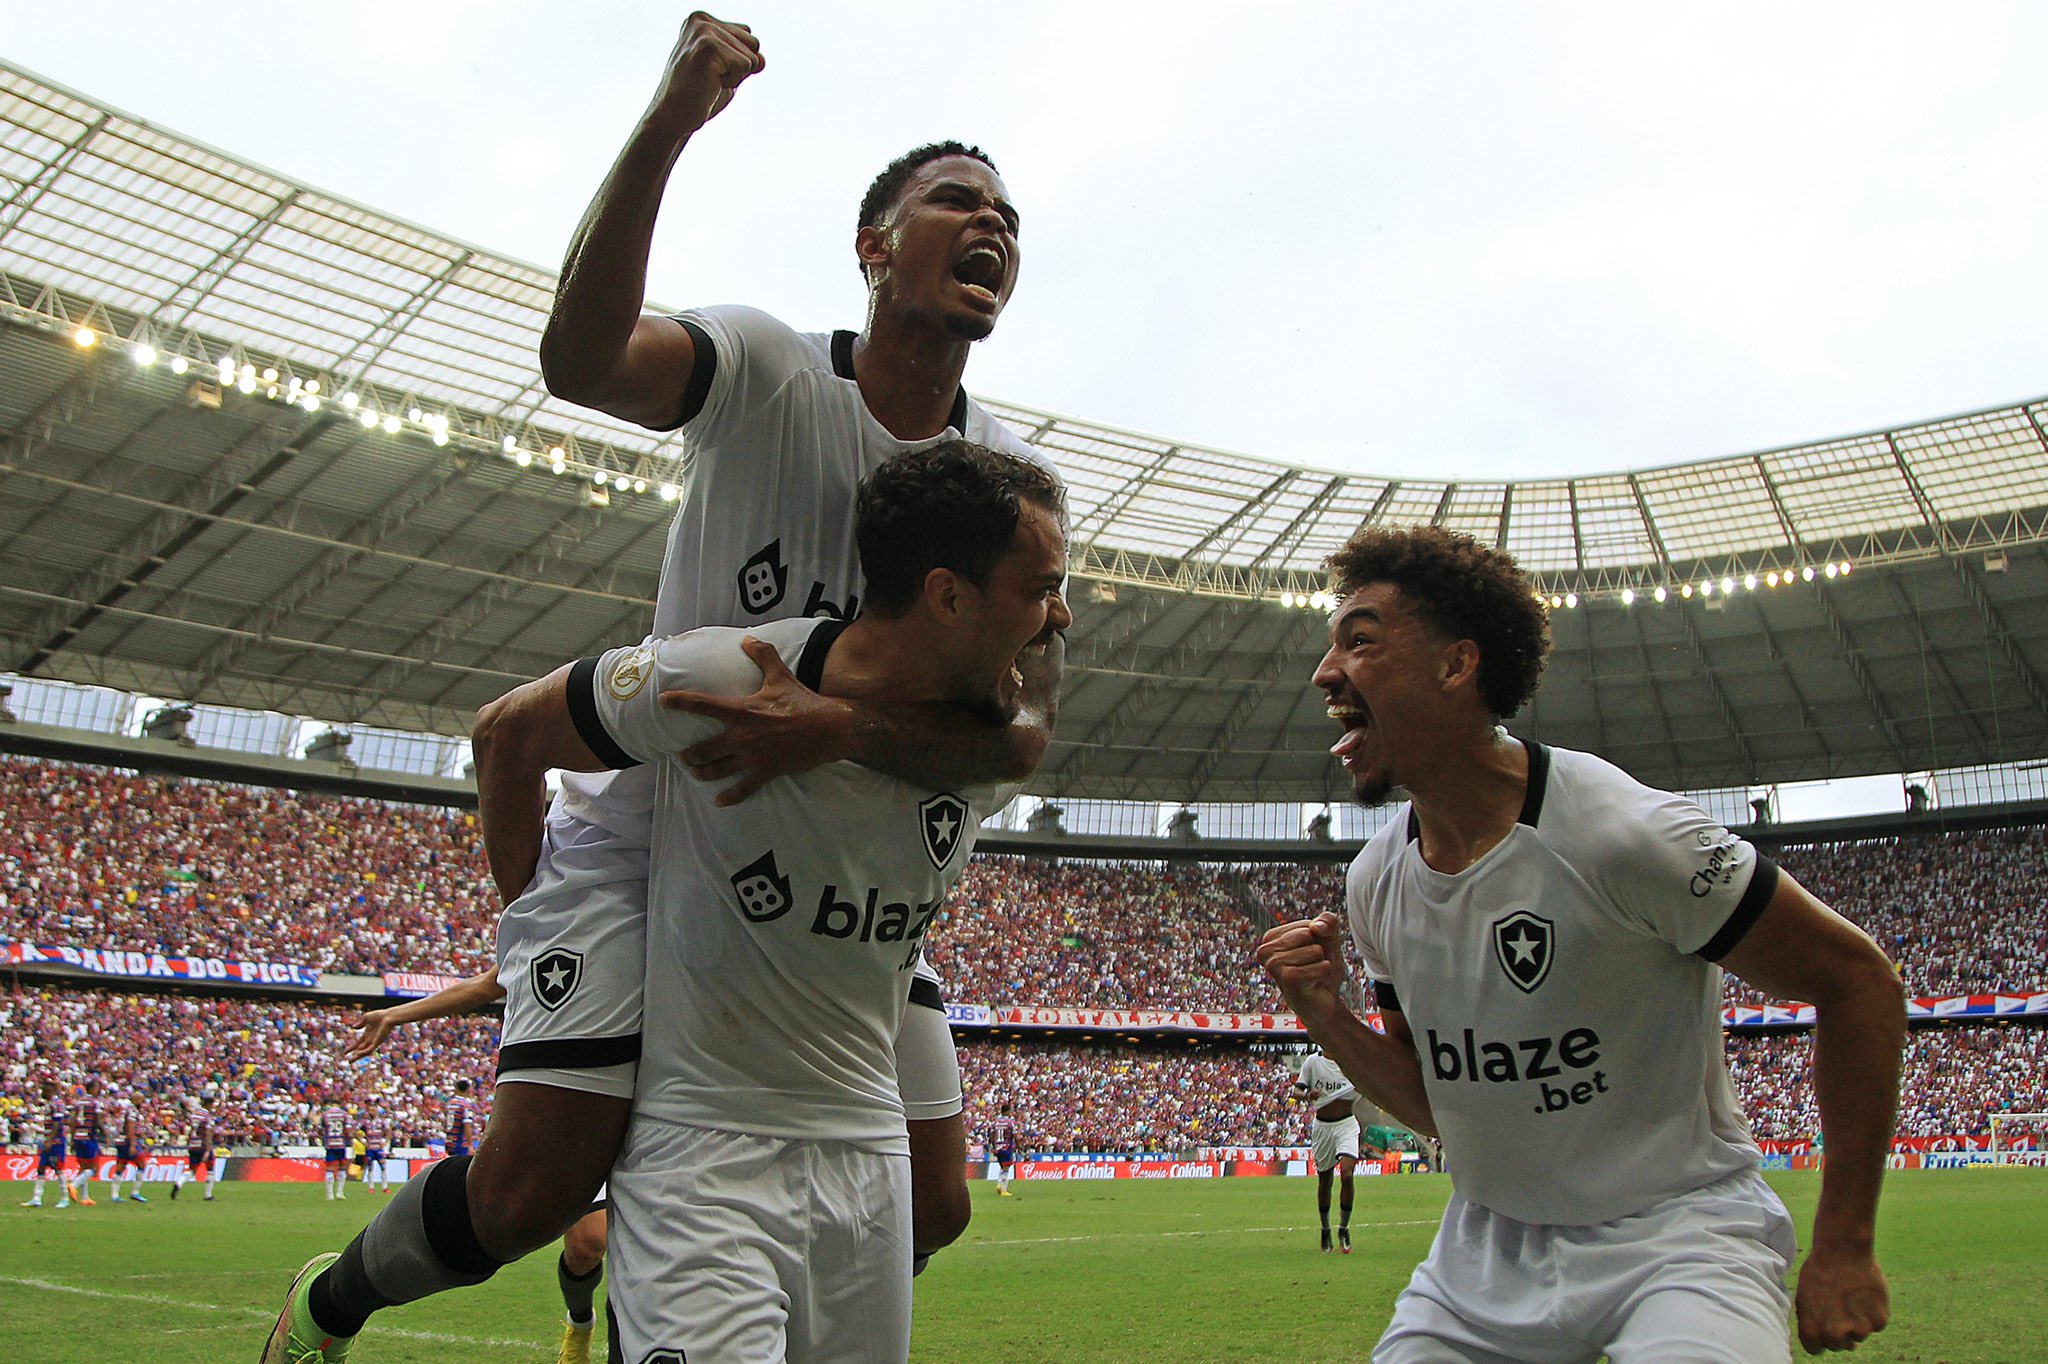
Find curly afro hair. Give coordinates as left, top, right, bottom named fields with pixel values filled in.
left=1325, top=525, right=1551, bottom=720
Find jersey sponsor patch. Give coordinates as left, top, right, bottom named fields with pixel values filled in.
left=730, top=850, right=795, bottom=922
left=607, top=646, right=656, bottom=701
left=1492, top=910, right=1555, bottom=993
left=919, top=793, right=968, bottom=870
left=531, top=947, right=584, bottom=1012
left=737, top=539, right=789, bottom=614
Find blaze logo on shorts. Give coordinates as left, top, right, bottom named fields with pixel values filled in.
left=1491, top=910, right=1554, bottom=994
left=736, top=539, right=789, bottom=615
left=730, top=850, right=794, bottom=922
left=919, top=792, right=968, bottom=870
left=607, top=645, right=655, bottom=701
left=530, top=947, right=583, bottom=1012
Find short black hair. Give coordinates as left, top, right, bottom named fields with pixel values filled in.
left=856, top=440, right=1063, bottom=616
left=1326, top=525, right=1551, bottom=720
left=858, top=141, right=999, bottom=235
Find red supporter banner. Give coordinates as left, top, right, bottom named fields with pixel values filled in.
left=382, top=971, right=468, bottom=999
left=2, top=942, right=320, bottom=989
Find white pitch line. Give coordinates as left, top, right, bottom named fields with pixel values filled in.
left=0, top=1275, right=537, bottom=1349
left=974, top=1218, right=1439, bottom=1246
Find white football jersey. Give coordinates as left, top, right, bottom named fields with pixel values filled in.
left=1348, top=742, right=1772, bottom=1226
left=575, top=618, right=1019, bottom=1153
left=554, top=304, right=1045, bottom=842
left=1297, top=1052, right=1359, bottom=1107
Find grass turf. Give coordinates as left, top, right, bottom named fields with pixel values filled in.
left=1, top=1169, right=2041, bottom=1362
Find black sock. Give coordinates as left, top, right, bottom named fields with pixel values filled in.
left=309, top=1234, right=400, bottom=1340
left=558, top=1250, right=603, bottom=1325
left=307, top=1154, right=502, bottom=1339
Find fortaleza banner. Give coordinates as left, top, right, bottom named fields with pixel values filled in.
left=1, top=943, right=319, bottom=989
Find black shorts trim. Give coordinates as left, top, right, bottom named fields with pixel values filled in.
left=567, top=656, right=643, bottom=771
left=1698, top=857, right=1780, bottom=962
left=497, top=1032, right=644, bottom=1075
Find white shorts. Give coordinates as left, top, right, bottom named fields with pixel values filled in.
left=495, top=815, right=648, bottom=1099
left=608, top=1117, right=912, bottom=1364
left=1374, top=1169, right=1796, bottom=1364
left=1313, top=1115, right=1362, bottom=1172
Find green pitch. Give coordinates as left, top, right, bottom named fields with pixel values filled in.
left=2, top=1170, right=2041, bottom=1362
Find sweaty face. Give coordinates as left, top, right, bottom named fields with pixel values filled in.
left=955, top=499, right=1070, bottom=719
left=864, top=156, right=1021, bottom=340
left=1311, top=584, right=1453, bottom=807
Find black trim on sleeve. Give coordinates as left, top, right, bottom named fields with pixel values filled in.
left=566, top=655, right=644, bottom=772
left=1517, top=741, right=1551, bottom=827
left=495, top=1032, right=644, bottom=1075
left=667, top=316, right=717, bottom=428
left=1371, top=979, right=1402, bottom=1014
left=794, top=617, right=851, bottom=691
left=908, top=974, right=945, bottom=1011
left=1697, top=856, right=1781, bottom=962
left=947, top=385, right=970, bottom=434
left=1404, top=808, right=1419, bottom=842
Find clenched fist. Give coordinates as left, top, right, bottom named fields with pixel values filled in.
left=653, top=12, right=766, bottom=133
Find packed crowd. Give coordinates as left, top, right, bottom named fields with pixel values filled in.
left=1728, top=1023, right=2048, bottom=1143
left=0, top=986, right=496, bottom=1150
left=3, top=982, right=2040, bottom=1154
left=2, top=757, right=2044, bottom=1009
left=0, top=756, right=498, bottom=975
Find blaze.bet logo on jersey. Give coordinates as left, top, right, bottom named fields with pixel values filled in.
left=529, top=948, right=584, bottom=1013
left=919, top=793, right=968, bottom=870
left=730, top=850, right=795, bottom=922
left=1491, top=910, right=1554, bottom=994
left=737, top=539, right=789, bottom=615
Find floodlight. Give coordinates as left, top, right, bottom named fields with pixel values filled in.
left=133, top=344, right=157, bottom=367
left=1564, top=593, right=1578, bottom=609
left=1824, top=563, right=1838, bottom=579
left=1619, top=587, right=1635, bottom=605
left=432, top=431, right=449, bottom=447
left=170, top=356, right=189, bottom=375
left=1681, top=584, right=1693, bottom=599
left=1721, top=576, right=1735, bottom=595
left=658, top=482, right=680, bottom=501
left=515, top=450, right=532, bottom=468
left=1802, top=565, right=1815, bottom=582
left=1742, top=574, right=1757, bottom=591
left=382, top=414, right=402, bottom=434
left=303, top=379, right=320, bottom=395
left=1838, top=561, right=1853, bottom=576
left=501, top=436, right=518, bottom=453
left=632, top=479, right=647, bottom=494
left=261, top=367, right=278, bottom=383
left=342, top=392, right=359, bottom=410
left=359, top=411, right=379, bottom=429
left=74, top=327, right=96, bottom=348
left=407, top=406, right=424, bottom=424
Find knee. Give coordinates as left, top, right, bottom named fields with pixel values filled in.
left=562, top=1211, right=607, bottom=1276
left=465, top=1155, right=592, bottom=1259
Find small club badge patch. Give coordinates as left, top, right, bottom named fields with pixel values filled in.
left=530, top=948, right=583, bottom=1013
left=920, top=793, right=968, bottom=870
left=730, top=850, right=794, bottom=923
left=1492, top=910, right=1555, bottom=994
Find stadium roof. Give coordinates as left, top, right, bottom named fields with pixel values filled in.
left=7, top=58, right=2048, bottom=804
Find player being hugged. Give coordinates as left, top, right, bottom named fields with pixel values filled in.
left=1257, top=525, right=1904, bottom=1362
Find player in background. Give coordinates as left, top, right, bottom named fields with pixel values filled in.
left=172, top=1103, right=216, bottom=1201
left=443, top=1079, right=479, bottom=1160
left=22, top=1091, right=67, bottom=1208
left=361, top=1109, right=394, bottom=1194
left=1293, top=1048, right=1360, bottom=1252
left=68, top=1083, right=102, bottom=1206
left=1257, top=525, right=1905, bottom=1361
left=109, top=1099, right=151, bottom=1203
left=320, top=1093, right=351, bottom=1201
left=260, top=13, right=1051, bottom=1364
left=988, top=1109, right=1020, bottom=1196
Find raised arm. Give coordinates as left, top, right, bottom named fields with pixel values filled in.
left=539, top=13, right=764, bottom=427
left=663, top=629, right=1063, bottom=806
left=1715, top=870, right=1903, bottom=1356
left=470, top=663, right=609, bottom=903
left=1256, top=912, right=1435, bottom=1136
left=343, top=967, right=506, bottom=1061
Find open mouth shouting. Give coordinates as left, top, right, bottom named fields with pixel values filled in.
left=953, top=242, right=1006, bottom=304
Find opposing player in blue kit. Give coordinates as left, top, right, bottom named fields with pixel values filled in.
left=1258, top=525, right=1905, bottom=1362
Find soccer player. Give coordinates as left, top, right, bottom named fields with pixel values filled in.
left=988, top=1108, right=1020, bottom=1196
left=21, top=1091, right=67, bottom=1208
left=172, top=1103, right=217, bottom=1201
left=109, top=1099, right=151, bottom=1203
left=319, top=1093, right=351, bottom=1201
left=68, top=1083, right=102, bottom=1205
left=1293, top=1048, right=1359, bottom=1252
left=1256, top=525, right=1906, bottom=1362
left=262, top=12, right=1050, bottom=1363
left=443, top=1080, right=478, bottom=1160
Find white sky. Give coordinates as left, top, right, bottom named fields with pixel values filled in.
left=11, top=1, right=2048, bottom=483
